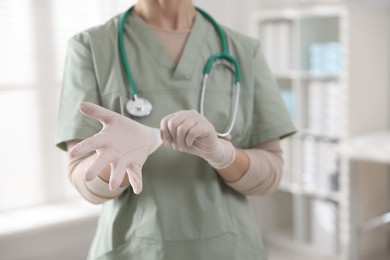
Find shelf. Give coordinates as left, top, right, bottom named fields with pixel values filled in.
left=299, top=71, right=341, bottom=80
left=273, top=70, right=341, bottom=80
left=278, top=183, right=341, bottom=202
left=301, top=186, right=341, bottom=202
left=253, top=4, right=390, bottom=260
left=298, top=130, right=341, bottom=142
left=253, top=5, right=346, bottom=22
left=298, top=5, right=347, bottom=18
left=339, top=131, right=390, bottom=164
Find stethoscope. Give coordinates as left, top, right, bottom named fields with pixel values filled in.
left=118, top=6, right=241, bottom=138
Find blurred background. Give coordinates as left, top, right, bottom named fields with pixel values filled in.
left=0, top=0, right=389, bottom=259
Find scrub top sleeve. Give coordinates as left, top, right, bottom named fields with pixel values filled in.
left=55, top=34, right=102, bottom=151
left=249, top=42, right=296, bottom=146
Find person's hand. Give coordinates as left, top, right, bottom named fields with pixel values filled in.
left=160, top=110, right=235, bottom=169
left=69, top=102, right=162, bottom=194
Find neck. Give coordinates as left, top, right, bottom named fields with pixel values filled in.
left=134, top=0, right=196, bottom=30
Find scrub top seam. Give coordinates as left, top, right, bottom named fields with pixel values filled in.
left=250, top=122, right=297, bottom=144
left=171, top=13, right=212, bottom=80
left=126, top=13, right=175, bottom=78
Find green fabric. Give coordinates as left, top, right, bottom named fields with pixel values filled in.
left=56, top=10, right=296, bottom=260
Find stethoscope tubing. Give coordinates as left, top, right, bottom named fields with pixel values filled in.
left=118, top=6, right=242, bottom=138
left=200, top=74, right=241, bottom=138
left=118, top=7, right=138, bottom=96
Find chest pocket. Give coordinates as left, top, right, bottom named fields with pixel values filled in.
left=202, top=61, right=246, bottom=143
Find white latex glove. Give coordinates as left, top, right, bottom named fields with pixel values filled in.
left=69, top=102, right=162, bottom=194
left=160, top=110, right=236, bottom=169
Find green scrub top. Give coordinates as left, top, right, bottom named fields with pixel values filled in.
left=56, top=10, right=296, bottom=260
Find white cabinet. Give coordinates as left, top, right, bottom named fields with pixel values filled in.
left=249, top=3, right=390, bottom=259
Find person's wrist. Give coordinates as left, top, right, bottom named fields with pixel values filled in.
left=207, top=139, right=236, bottom=170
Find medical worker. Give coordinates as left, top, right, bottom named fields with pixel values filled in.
left=56, top=0, right=296, bottom=259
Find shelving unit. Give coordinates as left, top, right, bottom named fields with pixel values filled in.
left=249, top=2, right=390, bottom=260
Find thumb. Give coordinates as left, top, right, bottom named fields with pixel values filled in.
left=126, top=164, right=143, bottom=194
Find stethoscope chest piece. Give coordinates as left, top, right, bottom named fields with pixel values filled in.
left=119, top=6, right=242, bottom=133
left=126, top=96, right=153, bottom=117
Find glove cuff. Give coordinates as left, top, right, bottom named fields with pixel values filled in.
left=207, top=139, right=236, bottom=170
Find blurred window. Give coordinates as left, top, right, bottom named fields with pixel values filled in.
left=0, top=0, right=134, bottom=212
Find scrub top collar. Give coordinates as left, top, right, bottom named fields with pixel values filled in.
left=125, top=10, right=213, bottom=80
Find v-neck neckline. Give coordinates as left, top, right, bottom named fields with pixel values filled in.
left=126, top=11, right=212, bottom=80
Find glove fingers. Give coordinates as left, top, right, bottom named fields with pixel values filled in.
left=160, top=113, right=176, bottom=147
left=109, top=161, right=127, bottom=191
left=69, top=134, right=105, bottom=158
left=131, top=164, right=143, bottom=194
left=84, top=152, right=113, bottom=181
left=185, top=123, right=205, bottom=147
left=168, top=113, right=188, bottom=145
left=126, top=164, right=143, bottom=194
left=126, top=168, right=138, bottom=194
left=176, top=120, right=197, bottom=150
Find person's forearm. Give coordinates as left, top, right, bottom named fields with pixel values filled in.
left=216, top=139, right=284, bottom=196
